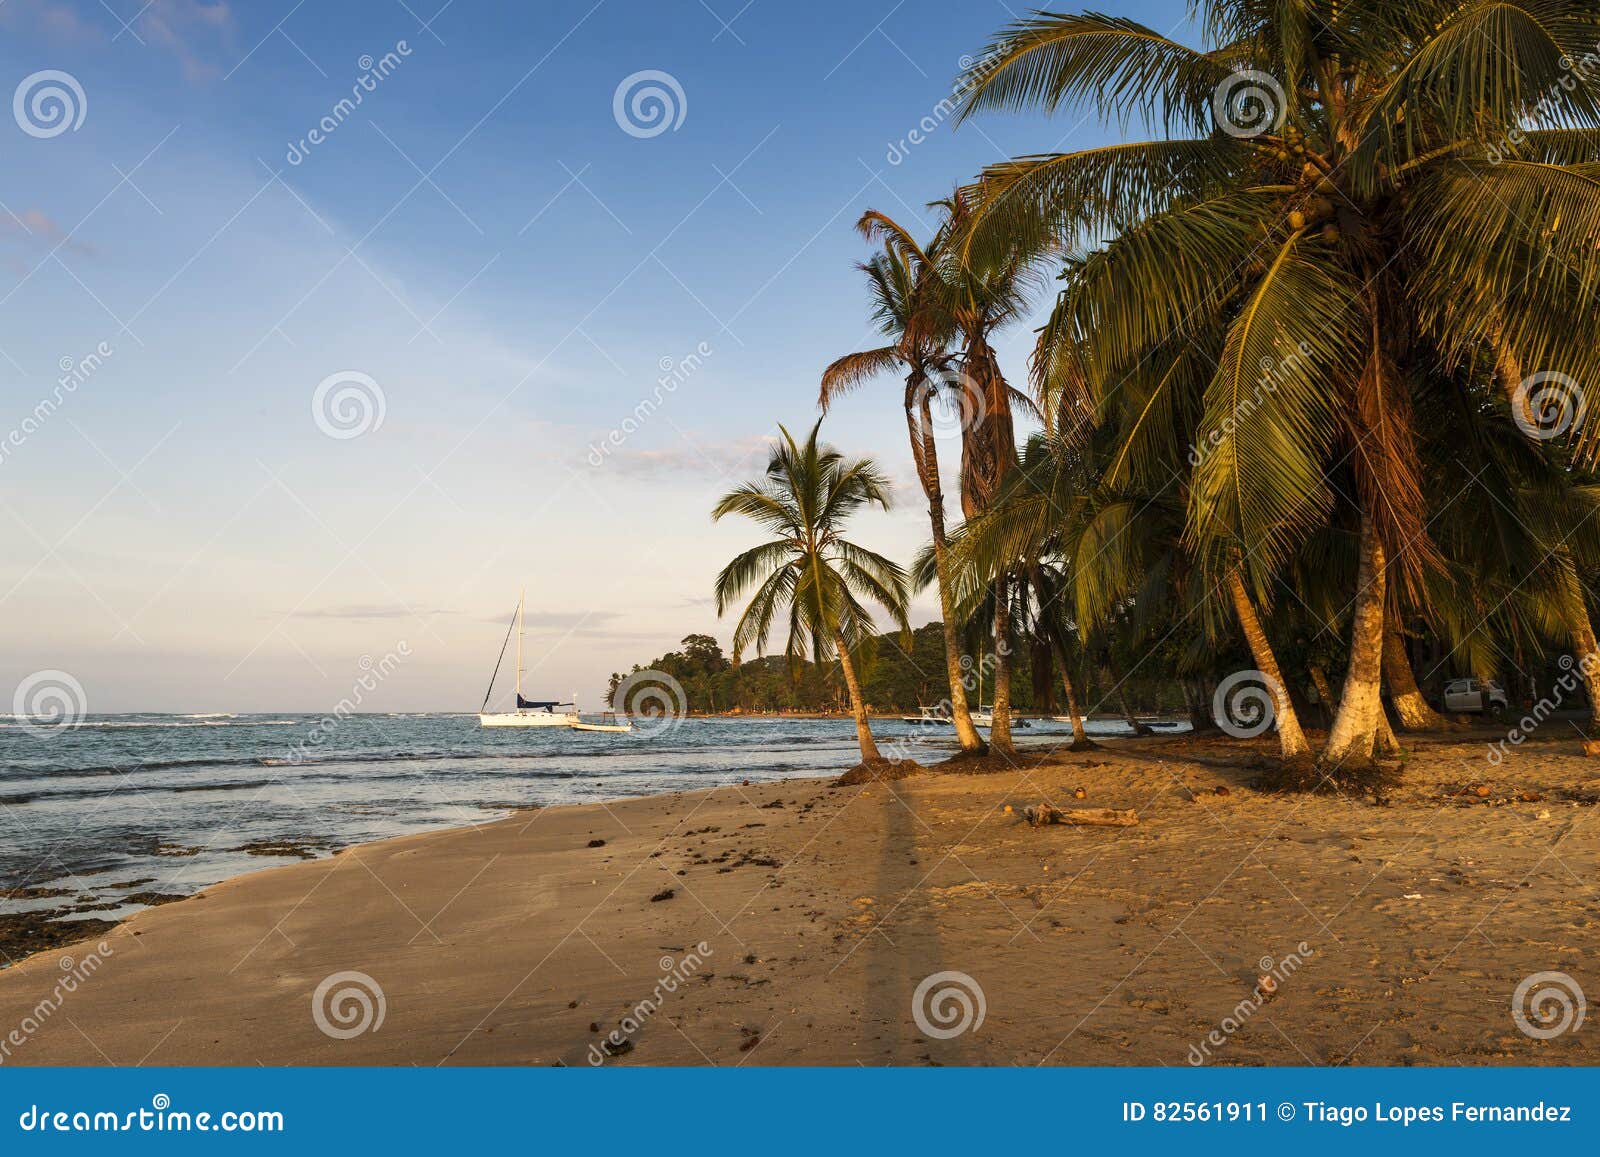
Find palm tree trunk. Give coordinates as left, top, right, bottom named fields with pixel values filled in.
left=1492, top=329, right=1600, bottom=744
left=1226, top=569, right=1311, bottom=760
left=1050, top=638, right=1097, bottom=750
left=989, top=579, right=1016, bottom=755
left=912, top=394, right=985, bottom=754
left=1103, top=659, right=1153, bottom=736
left=1556, top=564, right=1600, bottom=739
left=1375, top=706, right=1402, bottom=756
left=1309, top=665, right=1336, bottom=727
left=1324, top=515, right=1390, bottom=766
left=1383, top=624, right=1455, bottom=730
left=832, top=631, right=882, bottom=763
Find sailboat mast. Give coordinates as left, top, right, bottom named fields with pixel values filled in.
left=516, top=589, right=524, bottom=703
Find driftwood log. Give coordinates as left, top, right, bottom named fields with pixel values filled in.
left=1023, top=804, right=1138, bottom=828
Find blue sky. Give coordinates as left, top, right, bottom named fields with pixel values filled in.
left=0, top=0, right=1190, bottom=711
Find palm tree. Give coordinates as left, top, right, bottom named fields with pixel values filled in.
left=955, top=1, right=1600, bottom=771
left=711, top=420, right=912, bottom=764
left=860, top=192, right=1036, bottom=753
left=820, top=232, right=987, bottom=754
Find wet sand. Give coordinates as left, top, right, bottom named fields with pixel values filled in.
left=0, top=731, right=1596, bottom=1066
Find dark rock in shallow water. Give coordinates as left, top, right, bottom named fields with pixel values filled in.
left=230, top=838, right=326, bottom=859
left=0, top=913, right=119, bottom=965
left=120, top=891, right=188, bottom=907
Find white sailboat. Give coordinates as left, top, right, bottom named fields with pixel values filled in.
left=478, top=591, right=580, bottom=728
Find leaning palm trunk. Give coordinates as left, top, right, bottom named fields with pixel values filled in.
left=1556, top=565, right=1600, bottom=738
left=1050, top=639, right=1097, bottom=750
left=1323, top=516, right=1390, bottom=766
left=989, top=579, right=1016, bottom=754
left=1225, top=569, right=1311, bottom=760
left=912, top=393, right=986, bottom=753
left=832, top=631, right=882, bottom=763
left=1309, top=665, right=1337, bottom=727
left=1493, top=333, right=1600, bottom=742
left=1103, top=660, right=1152, bottom=736
left=1382, top=625, right=1456, bottom=731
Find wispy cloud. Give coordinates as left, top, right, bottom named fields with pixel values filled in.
left=137, top=0, right=236, bottom=82
left=1, top=1, right=236, bottom=81
left=593, top=434, right=777, bottom=479
left=289, top=603, right=458, bottom=622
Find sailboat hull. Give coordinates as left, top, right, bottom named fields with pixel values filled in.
left=478, top=711, right=579, bottom=728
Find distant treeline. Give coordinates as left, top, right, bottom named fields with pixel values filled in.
left=605, top=628, right=1194, bottom=717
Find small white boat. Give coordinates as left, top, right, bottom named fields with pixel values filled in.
left=900, top=706, right=952, bottom=724
left=972, top=706, right=1030, bottom=728
left=478, top=591, right=580, bottom=728
left=572, top=712, right=633, bottom=734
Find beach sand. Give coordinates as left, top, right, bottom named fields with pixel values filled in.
left=1, top=732, right=1596, bottom=1066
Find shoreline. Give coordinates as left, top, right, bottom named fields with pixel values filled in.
left=1, top=730, right=1597, bottom=1065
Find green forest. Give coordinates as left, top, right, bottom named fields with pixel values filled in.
left=607, top=628, right=1216, bottom=720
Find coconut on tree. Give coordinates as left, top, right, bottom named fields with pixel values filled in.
left=953, top=0, right=1600, bottom=773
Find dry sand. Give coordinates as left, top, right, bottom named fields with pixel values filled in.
left=1, top=731, right=1596, bottom=1066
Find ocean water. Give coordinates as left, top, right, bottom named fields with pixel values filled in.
left=0, top=713, right=1182, bottom=922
